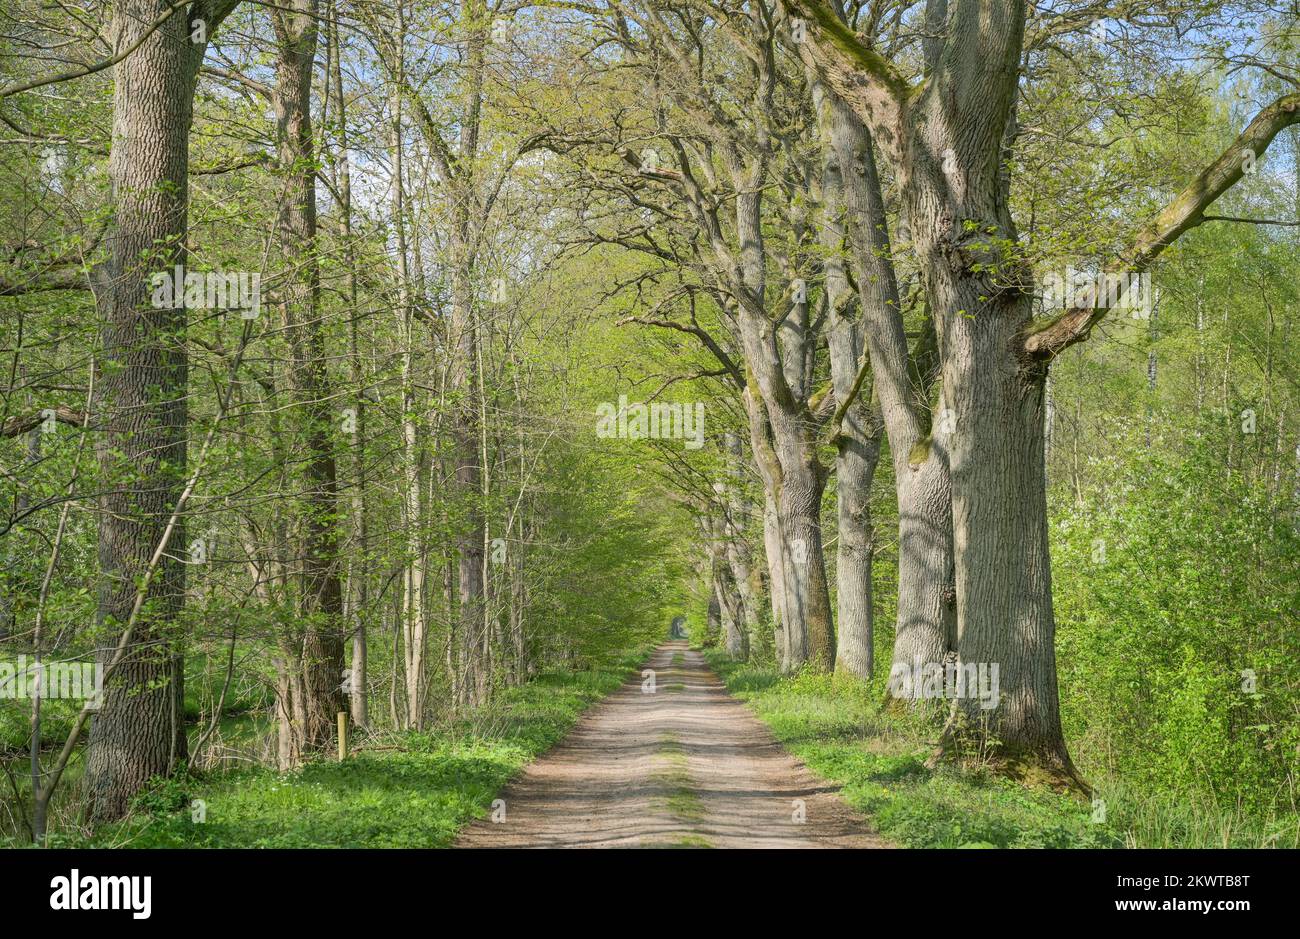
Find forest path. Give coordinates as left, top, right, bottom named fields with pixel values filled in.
left=455, top=640, right=886, bottom=848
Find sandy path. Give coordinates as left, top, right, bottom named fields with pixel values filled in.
left=455, top=641, right=887, bottom=848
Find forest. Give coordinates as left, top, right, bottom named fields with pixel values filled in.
left=0, top=0, right=1297, bottom=855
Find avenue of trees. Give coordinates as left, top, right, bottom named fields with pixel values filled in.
left=0, top=0, right=1296, bottom=840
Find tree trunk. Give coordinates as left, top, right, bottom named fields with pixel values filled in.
left=747, top=392, right=789, bottom=666
left=905, top=94, right=1078, bottom=780
left=731, top=159, right=834, bottom=671
left=331, top=3, right=368, bottom=729
left=85, top=0, right=202, bottom=822
left=451, top=266, right=486, bottom=704
left=762, top=491, right=788, bottom=668
left=446, top=0, right=489, bottom=707
left=721, top=432, right=758, bottom=661
left=706, top=577, right=722, bottom=646
left=272, top=0, right=345, bottom=752
left=706, top=501, right=748, bottom=660
left=771, top=443, right=831, bottom=670
left=737, top=312, right=834, bottom=672
left=387, top=59, right=428, bottom=730
left=816, top=81, right=883, bottom=679
left=829, top=92, right=956, bottom=695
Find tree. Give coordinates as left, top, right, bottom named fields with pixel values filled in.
left=268, top=0, right=347, bottom=760
left=85, top=0, right=242, bottom=822
left=785, top=0, right=1299, bottom=784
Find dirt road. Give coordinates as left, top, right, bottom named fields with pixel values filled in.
left=456, top=641, right=886, bottom=848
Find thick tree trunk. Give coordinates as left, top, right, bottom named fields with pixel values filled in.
left=85, top=0, right=200, bottom=822
left=933, top=269, right=1073, bottom=775
left=830, top=410, right=879, bottom=680
left=906, top=92, right=1078, bottom=781
left=770, top=445, right=831, bottom=670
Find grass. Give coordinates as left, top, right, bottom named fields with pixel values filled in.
left=651, top=731, right=710, bottom=846
left=1, top=697, right=80, bottom=755
left=701, top=649, right=1300, bottom=849
left=12, top=648, right=650, bottom=849
left=655, top=732, right=705, bottom=823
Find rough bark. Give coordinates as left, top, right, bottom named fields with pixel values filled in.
left=720, top=431, right=759, bottom=661
left=272, top=0, right=345, bottom=752
left=85, top=0, right=204, bottom=822
left=815, top=80, right=884, bottom=680
left=827, top=90, right=956, bottom=693
left=784, top=0, right=1079, bottom=779
left=898, top=1, right=1078, bottom=777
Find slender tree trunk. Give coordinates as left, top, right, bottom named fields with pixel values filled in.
left=332, top=3, right=368, bottom=728
left=721, top=432, right=757, bottom=661
left=816, top=81, right=883, bottom=679
left=746, top=392, right=788, bottom=665
left=706, top=503, right=748, bottom=660
left=830, top=93, right=956, bottom=695
left=762, top=491, right=788, bottom=667
left=387, top=57, right=427, bottom=730
left=447, top=0, right=489, bottom=707
left=451, top=266, right=485, bottom=703
left=705, top=576, right=723, bottom=646
left=272, top=0, right=345, bottom=752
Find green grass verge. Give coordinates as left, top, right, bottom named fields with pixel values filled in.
left=703, top=650, right=1300, bottom=849
left=35, top=648, right=649, bottom=849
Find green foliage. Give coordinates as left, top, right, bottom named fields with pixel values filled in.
left=1052, top=419, right=1300, bottom=816
left=59, top=651, right=649, bottom=849
left=705, top=648, right=1298, bottom=848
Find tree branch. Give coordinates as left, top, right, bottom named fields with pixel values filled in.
left=1023, top=93, right=1300, bottom=362
left=1, top=406, right=85, bottom=438
left=0, top=1, right=192, bottom=100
